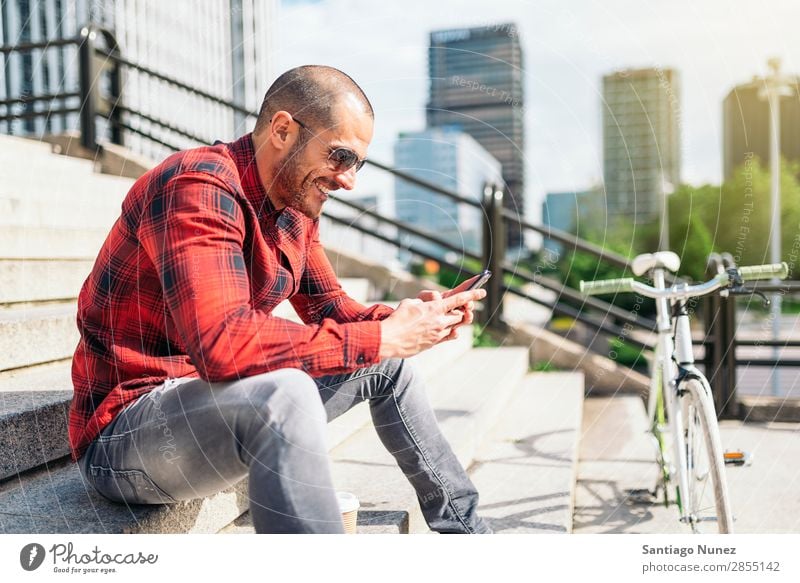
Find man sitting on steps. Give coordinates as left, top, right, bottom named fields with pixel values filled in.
left=69, top=65, right=492, bottom=534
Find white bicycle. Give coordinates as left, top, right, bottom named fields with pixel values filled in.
left=581, top=252, right=789, bottom=533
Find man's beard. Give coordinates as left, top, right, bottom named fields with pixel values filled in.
left=271, top=138, right=318, bottom=218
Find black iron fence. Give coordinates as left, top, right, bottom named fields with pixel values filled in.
left=2, top=25, right=798, bottom=419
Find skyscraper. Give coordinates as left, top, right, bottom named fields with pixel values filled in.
left=602, top=67, right=681, bottom=225
left=0, top=0, right=276, bottom=160
left=723, top=74, right=800, bottom=181
left=394, top=127, right=502, bottom=258
left=426, top=24, right=524, bottom=250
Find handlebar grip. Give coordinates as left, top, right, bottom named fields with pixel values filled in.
left=738, top=262, right=789, bottom=281
left=579, top=277, right=635, bottom=295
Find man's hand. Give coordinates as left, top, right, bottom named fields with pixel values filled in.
left=380, top=289, right=486, bottom=359
left=415, top=273, right=485, bottom=340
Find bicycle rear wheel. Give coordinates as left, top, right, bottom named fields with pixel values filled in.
left=681, top=378, right=734, bottom=533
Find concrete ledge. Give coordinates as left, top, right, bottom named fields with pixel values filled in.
left=469, top=372, right=584, bottom=533
left=0, top=260, right=92, bottom=304
left=327, top=347, right=529, bottom=535
left=506, top=321, right=649, bottom=395
left=738, top=395, right=800, bottom=423
left=0, top=303, right=78, bottom=371
left=0, top=227, right=108, bottom=260
left=0, top=391, right=72, bottom=481
left=0, top=457, right=249, bottom=534
left=41, top=132, right=156, bottom=180
left=324, top=247, right=442, bottom=301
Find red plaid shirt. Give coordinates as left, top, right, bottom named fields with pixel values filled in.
left=69, top=133, right=393, bottom=461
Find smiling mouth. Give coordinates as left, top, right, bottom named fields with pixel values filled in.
left=313, top=179, right=335, bottom=200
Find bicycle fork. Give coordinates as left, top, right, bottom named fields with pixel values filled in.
left=651, top=270, right=693, bottom=518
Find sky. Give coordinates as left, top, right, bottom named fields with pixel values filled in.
left=275, top=0, right=800, bottom=221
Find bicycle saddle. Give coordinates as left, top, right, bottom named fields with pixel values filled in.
left=631, top=251, right=680, bottom=276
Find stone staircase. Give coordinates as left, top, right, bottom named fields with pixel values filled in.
left=0, top=134, right=587, bottom=534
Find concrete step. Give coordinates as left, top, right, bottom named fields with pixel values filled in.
left=0, top=134, right=100, bottom=177
left=327, top=346, right=528, bottom=534
left=0, top=226, right=110, bottom=259
left=0, top=390, right=73, bottom=481
left=467, top=372, right=584, bottom=533
left=0, top=359, right=73, bottom=393
left=0, top=302, right=78, bottom=371
left=0, top=195, right=124, bottom=229
left=0, top=259, right=93, bottom=304
left=225, top=346, right=529, bottom=534
left=0, top=135, right=136, bottom=199
left=0, top=456, right=250, bottom=534
left=0, top=169, right=133, bottom=201
left=0, top=329, right=476, bottom=534
left=571, top=395, right=681, bottom=533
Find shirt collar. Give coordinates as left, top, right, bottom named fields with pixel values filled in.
left=224, top=133, right=313, bottom=237
left=225, top=133, right=278, bottom=221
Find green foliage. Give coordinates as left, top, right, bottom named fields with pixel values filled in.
left=437, top=257, right=484, bottom=289
left=530, top=361, right=557, bottom=372
left=608, top=337, right=646, bottom=369
left=555, top=158, right=800, bottom=314
left=670, top=157, right=800, bottom=274
left=472, top=326, right=500, bottom=348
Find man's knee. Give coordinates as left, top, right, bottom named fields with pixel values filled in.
left=229, top=368, right=327, bottom=435
left=375, top=358, right=420, bottom=395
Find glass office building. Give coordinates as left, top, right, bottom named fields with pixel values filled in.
left=0, top=0, right=276, bottom=160
left=394, top=126, right=502, bottom=259
left=427, top=24, right=525, bottom=250
left=602, top=67, right=681, bottom=225
left=723, top=74, right=800, bottom=181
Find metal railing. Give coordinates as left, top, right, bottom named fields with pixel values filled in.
left=3, top=25, right=798, bottom=418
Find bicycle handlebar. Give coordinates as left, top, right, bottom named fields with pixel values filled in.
left=580, top=261, right=789, bottom=299
left=738, top=262, right=789, bottom=281
left=579, top=277, right=635, bottom=295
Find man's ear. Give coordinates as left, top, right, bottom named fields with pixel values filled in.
left=268, top=111, right=294, bottom=151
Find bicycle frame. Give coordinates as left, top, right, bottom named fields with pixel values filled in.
left=647, top=266, right=701, bottom=521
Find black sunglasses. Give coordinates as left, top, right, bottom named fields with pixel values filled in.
left=292, top=116, right=367, bottom=173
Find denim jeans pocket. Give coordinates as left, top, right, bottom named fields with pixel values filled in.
left=87, top=465, right=177, bottom=505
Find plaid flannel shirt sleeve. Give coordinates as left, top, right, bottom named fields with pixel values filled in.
left=137, top=170, right=383, bottom=381
left=290, top=221, right=395, bottom=325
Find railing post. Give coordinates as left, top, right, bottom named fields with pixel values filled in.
left=704, top=282, right=739, bottom=419
left=704, top=294, right=722, bottom=408
left=482, top=182, right=505, bottom=328
left=108, top=49, right=123, bottom=146
left=720, top=293, right=739, bottom=418
left=78, top=26, right=97, bottom=150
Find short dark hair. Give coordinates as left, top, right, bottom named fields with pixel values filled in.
left=253, top=65, right=373, bottom=135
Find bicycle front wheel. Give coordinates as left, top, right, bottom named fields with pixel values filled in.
left=681, top=378, right=734, bottom=533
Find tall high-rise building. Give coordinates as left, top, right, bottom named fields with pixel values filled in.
left=602, top=67, right=681, bottom=224
left=723, top=74, right=800, bottom=181
left=426, top=24, right=524, bottom=250
left=0, top=0, right=277, bottom=161
left=394, top=127, right=502, bottom=259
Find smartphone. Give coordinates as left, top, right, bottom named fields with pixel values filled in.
left=466, top=269, right=492, bottom=290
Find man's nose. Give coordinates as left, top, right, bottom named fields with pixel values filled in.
left=333, top=166, right=357, bottom=190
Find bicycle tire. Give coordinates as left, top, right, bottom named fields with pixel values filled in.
left=680, top=378, right=734, bottom=533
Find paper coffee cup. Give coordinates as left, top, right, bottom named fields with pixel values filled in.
left=336, top=491, right=359, bottom=534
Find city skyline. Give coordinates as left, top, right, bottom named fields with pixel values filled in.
left=276, top=0, right=800, bottom=223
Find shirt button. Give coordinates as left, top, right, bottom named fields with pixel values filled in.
left=356, top=355, right=365, bottom=364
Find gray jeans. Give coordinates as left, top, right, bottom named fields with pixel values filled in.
left=78, top=358, right=490, bottom=534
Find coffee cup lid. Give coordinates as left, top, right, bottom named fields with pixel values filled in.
left=336, top=491, right=360, bottom=513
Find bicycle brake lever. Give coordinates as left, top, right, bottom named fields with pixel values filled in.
left=728, top=286, right=771, bottom=307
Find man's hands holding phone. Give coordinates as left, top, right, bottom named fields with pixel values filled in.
left=379, top=272, right=489, bottom=360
